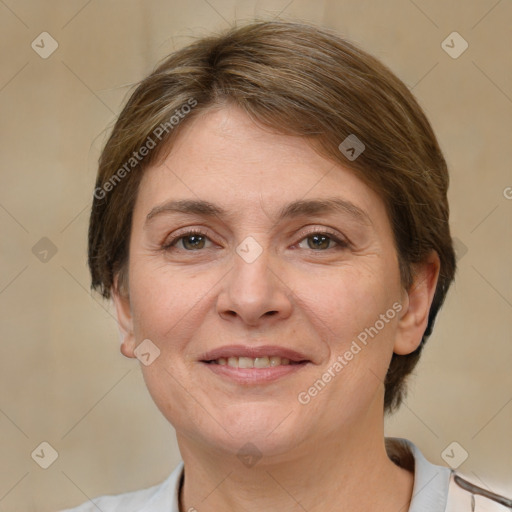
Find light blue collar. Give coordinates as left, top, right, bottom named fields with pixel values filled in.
left=390, top=437, right=451, bottom=511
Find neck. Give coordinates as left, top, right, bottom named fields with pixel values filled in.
left=176, top=414, right=414, bottom=512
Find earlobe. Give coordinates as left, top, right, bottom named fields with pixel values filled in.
left=111, top=274, right=137, bottom=359
left=393, top=251, right=441, bottom=355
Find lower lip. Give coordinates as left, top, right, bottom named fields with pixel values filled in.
left=201, top=361, right=309, bottom=384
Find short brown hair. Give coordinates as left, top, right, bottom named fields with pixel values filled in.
left=88, top=20, right=456, bottom=412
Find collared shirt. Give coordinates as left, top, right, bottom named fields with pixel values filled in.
left=60, top=438, right=511, bottom=511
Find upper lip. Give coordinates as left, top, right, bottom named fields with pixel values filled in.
left=200, top=345, right=311, bottom=363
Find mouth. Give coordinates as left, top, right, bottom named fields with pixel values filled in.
left=199, top=345, right=311, bottom=384
left=203, top=356, right=305, bottom=368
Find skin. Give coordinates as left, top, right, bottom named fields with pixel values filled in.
left=113, top=105, right=440, bottom=512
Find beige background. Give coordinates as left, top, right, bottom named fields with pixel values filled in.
left=0, top=1, right=511, bottom=510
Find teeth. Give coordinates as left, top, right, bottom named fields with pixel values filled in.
left=214, top=356, right=295, bottom=368
left=254, top=357, right=270, bottom=368
left=270, top=356, right=281, bottom=367
left=238, top=357, right=254, bottom=369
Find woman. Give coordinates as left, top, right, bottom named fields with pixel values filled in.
left=64, top=20, right=511, bottom=512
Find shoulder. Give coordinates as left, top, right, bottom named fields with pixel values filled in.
left=385, top=437, right=512, bottom=512
left=59, top=481, right=164, bottom=512
left=447, top=471, right=512, bottom=511
left=59, top=462, right=184, bottom=512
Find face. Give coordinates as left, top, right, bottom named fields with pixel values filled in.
left=114, top=105, right=438, bottom=460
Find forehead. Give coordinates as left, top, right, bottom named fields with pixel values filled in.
left=135, top=105, right=387, bottom=228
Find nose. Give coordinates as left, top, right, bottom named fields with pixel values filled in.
left=216, top=242, right=293, bottom=327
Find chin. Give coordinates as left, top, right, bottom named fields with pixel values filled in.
left=201, top=410, right=310, bottom=461
left=207, top=430, right=304, bottom=463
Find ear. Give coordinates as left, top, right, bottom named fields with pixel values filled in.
left=111, top=273, right=137, bottom=359
left=394, top=251, right=441, bottom=355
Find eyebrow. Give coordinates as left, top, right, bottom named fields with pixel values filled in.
left=145, top=197, right=372, bottom=226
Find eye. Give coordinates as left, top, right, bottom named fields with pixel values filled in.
left=296, top=230, right=348, bottom=251
left=162, top=228, right=348, bottom=253
left=163, top=230, right=214, bottom=251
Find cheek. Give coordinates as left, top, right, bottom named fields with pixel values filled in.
left=304, top=263, right=399, bottom=334
left=129, top=260, right=208, bottom=340
left=128, top=267, right=210, bottom=427
left=304, top=264, right=400, bottom=388
left=138, top=363, right=207, bottom=437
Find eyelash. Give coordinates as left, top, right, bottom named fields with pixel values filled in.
left=162, top=228, right=349, bottom=252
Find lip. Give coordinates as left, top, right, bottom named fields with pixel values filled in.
left=199, top=344, right=311, bottom=363
left=203, top=361, right=309, bottom=385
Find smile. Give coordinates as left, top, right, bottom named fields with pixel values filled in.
left=206, top=356, right=301, bottom=368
